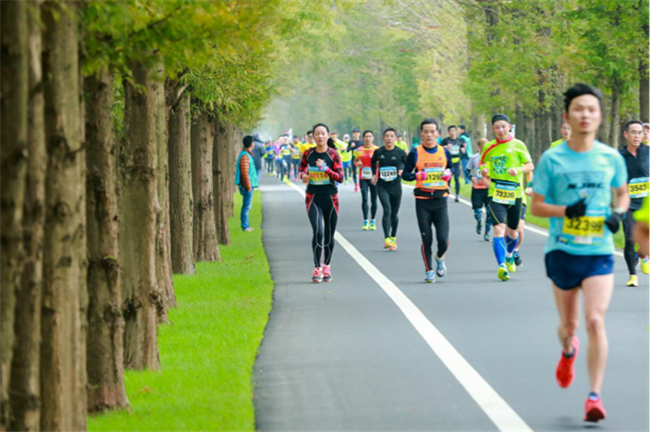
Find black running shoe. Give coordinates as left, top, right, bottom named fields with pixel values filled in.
left=513, top=251, right=523, bottom=267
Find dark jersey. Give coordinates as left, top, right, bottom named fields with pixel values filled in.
left=300, top=147, right=344, bottom=195
left=347, top=139, right=363, bottom=153
left=371, top=146, right=408, bottom=187
left=440, top=137, right=466, bottom=163
left=619, top=144, right=649, bottom=210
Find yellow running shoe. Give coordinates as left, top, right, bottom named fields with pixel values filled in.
left=389, top=237, right=397, bottom=251
left=383, top=237, right=392, bottom=249
left=506, top=256, right=517, bottom=273
left=641, top=257, right=649, bottom=275
left=498, top=264, right=510, bottom=281
left=362, top=220, right=370, bottom=231
left=627, top=275, right=639, bottom=287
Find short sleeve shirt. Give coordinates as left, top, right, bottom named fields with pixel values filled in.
left=481, top=138, right=532, bottom=198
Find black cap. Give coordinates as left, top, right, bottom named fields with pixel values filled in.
left=352, top=128, right=360, bottom=133
left=491, top=114, right=510, bottom=124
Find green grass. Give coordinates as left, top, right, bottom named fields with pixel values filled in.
left=88, top=190, right=273, bottom=431
left=402, top=179, right=625, bottom=249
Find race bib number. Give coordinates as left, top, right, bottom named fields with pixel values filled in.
left=450, top=145, right=460, bottom=155
left=629, top=177, right=649, bottom=199
left=379, top=166, right=398, bottom=182
left=423, top=167, right=444, bottom=188
left=492, top=182, right=516, bottom=205
left=561, top=209, right=605, bottom=245
left=308, top=167, right=330, bottom=185
left=361, top=166, right=373, bottom=180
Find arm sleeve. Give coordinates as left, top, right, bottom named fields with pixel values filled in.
left=611, top=152, right=628, bottom=188
left=326, top=150, right=344, bottom=183
left=466, top=157, right=476, bottom=177
left=240, top=156, right=251, bottom=191
left=532, top=153, right=550, bottom=197
left=402, top=150, right=417, bottom=181
left=299, top=150, right=310, bottom=175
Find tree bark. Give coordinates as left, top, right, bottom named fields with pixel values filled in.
left=640, top=59, right=649, bottom=123
left=9, top=3, right=44, bottom=429
left=0, top=2, right=29, bottom=429
left=192, top=112, right=220, bottom=262
left=609, top=82, right=621, bottom=148
left=168, top=93, right=195, bottom=274
left=213, top=117, right=232, bottom=245
left=40, top=2, right=88, bottom=430
left=121, top=62, right=163, bottom=371
left=154, top=64, right=175, bottom=311
left=85, top=69, right=129, bottom=413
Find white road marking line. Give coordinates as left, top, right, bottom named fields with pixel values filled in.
left=285, top=181, right=533, bottom=432
left=402, top=184, right=625, bottom=258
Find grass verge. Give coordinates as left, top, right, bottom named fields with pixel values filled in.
left=403, top=179, right=625, bottom=249
left=88, top=190, right=273, bottom=431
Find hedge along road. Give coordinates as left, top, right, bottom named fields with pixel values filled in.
left=253, top=174, right=649, bottom=431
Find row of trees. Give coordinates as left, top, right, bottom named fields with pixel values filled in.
left=259, top=0, right=649, bottom=160
left=0, top=1, right=327, bottom=430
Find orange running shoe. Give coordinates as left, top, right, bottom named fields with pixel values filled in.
left=584, top=397, right=606, bottom=422
left=556, top=336, right=580, bottom=388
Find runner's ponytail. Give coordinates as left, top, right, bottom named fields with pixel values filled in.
left=327, top=137, right=336, bottom=150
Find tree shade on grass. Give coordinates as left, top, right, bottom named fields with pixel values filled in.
left=88, top=191, right=273, bottom=431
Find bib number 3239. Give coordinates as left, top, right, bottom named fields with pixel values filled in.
left=561, top=209, right=605, bottom=245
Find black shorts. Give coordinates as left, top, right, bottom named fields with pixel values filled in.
left=545, top=250, right=614, bottom=290
left=471, top=188, right=489, bottom=210
left=488, top=197, right=523, bottom=230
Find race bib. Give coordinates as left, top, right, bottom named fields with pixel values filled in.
left=308, top=166, right=330, bottom=185
left=629, top=177, right=649, bottom=199
left=492, top=182, right=516, bottom=205
left=423, top=167, right=444, bottom=188
left=561, top=209, right=605, bottom=245
left=361, top=166, right=373, bottom=180
left=450, top=145, right=460, bottom=155
left=379, top=166, right=398, bottom=182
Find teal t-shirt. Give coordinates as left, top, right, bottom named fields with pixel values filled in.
left=533, top=141, right=627, bottom=256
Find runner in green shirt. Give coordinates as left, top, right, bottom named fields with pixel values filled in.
left=550, top=121, right=572, bottom=149
left=480, top=113, right=534, bottom=281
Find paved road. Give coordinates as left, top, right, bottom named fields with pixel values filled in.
left=253, top=174, right=649, bottom=431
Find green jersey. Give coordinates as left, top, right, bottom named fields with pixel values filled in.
left=550, top=139, right=563, bottom=149
left=480, top=137, right=532, bottom=199
left=395, top=140, right=409, bottom=153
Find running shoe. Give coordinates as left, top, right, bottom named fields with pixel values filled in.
left=627, top=275, right=639, bottom=287
left=641, top=257, right=649, bottom=274
left=584, top=397, right=606, bottom=423
left=311, top=267, right=323, bottom=283
left=497, top=264, right=510, bottom=281
left=435, top=255, right=447, bottom=278
left=389, top=237, right=397, bottom=251
left=513, top=250, right=523, bottom=267
left=506, top=256, right=517, bottom=273
left=476, top=220, right=482, bottom=235
left=362, top=220, right=370, bottom=231
left=354, top=184, right=359, bottom=193
left=322, top=265, right=332, bottom=282
left=424, top=270, right=436, bottom=283
left=455, top=195, right=460, bottom=203
left=369, top=220, right=377, bottom=231
left=556, top=336, right=579, bottom=388
left=384, top=237, right=392, bottom=249
left=484, top=233, right=490, bottom=242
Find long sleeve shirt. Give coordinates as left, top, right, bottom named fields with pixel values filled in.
left=239, top=150, right=252, bottom=191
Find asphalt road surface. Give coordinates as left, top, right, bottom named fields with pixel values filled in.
left=253, top=173, right=649, bottom=431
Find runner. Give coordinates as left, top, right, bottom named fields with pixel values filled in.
left=531, top=83, right=629, bottom=423
left=280, top=135, right=293, bottom=181
left=291, top=135, right=302, bottom=181
left=299, top=123, right=344, bottom=283
left=264, top=141, right=275, bottom=175
left=354, top=131, right=379, bottom=230
left=441, top=125, right=466, bottom=203
left=550, top=121, right=572, bottom=149
left=402, top=119, right=453, bottom=283
left=458, top=125, right=473, bottom=184
left=466, top=138, right=492, bottom=242
left=643, top=123, right=649, bottom=146
left=633, top=197, right=649, bottom=257
left=274, top=137, right=284, bottom=180
left=347, top=128, right=363, bottom=192
left=395, top=133, right=409, bottom=153
left=479, top=113, right=534, bottom=281
left=331, top=132, right=349, bottom=184
left=371, top=127, right=408, bottom=250
left=341, top=133, right=353, bottom=184
left=619, top=120, right=650, bottom=286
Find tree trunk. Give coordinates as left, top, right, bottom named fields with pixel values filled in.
left=641, top=61, right=649, bottom=122
left=40, top=2, right=88, bottom=430
left=85, top=69, right=129, bottom=413
left=192, top=112, right=220, bottom=262
left=9, top=3, right=44, bottom=429
left=227, top=125, right=239, bottom=218
left=0, top=2, right=28, bottom=429
left=609, top=83, right=621, bottom=148
left=153, top=64, right=175, bottom=311
left=168, top=93, right=195, bottom=274
left=539, top=110, right=552, bottom=161
left=121, top=61, right=163, bottom=371
left=213, top=118, right=231, bottom=245
left=524, top=113, right=536, bottom=156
